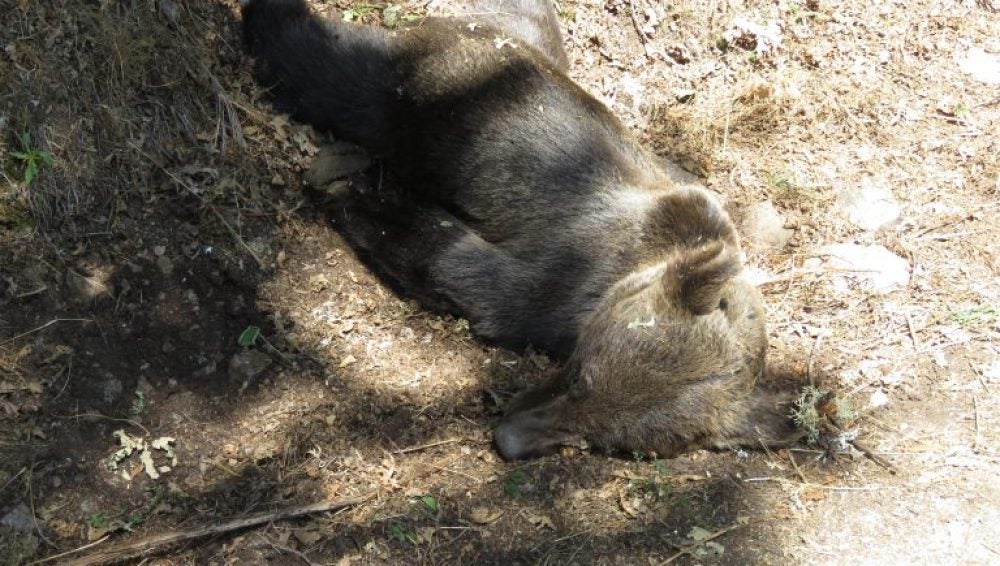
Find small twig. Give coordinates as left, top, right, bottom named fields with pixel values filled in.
left=787, top=450, right=808, bottom=484
left=824, top=422, right=897, bottom=474
left=128, top=142, right=266, bottom=269
left=209, top=206, right=267, bottom=270
left=758, top=267, right=881, bottom=287
left=0, top=318, right=92, bottom=348
left=661, top=521, right=746, bottom=564
left=742, top=477, right=884, bottom=491
left=982, top=540, right=1000, bottom=556
left=58, top=413, right=151, bottom=436
left=627, top=0, right=648, bottom=44
left=807, top=332, right=826, bottom=388
left=565, top=533, right=594, bottom=564
left=901, top=338, right=970, bottom=360
left=915, top=202, right=996, bottom=237
left=420, top=462, right=482, bottom=483
left=14, top=285, right=48, bottom=299
left=57, top=495, right=372, bottom=566
left=0, top=466, right=27, bottom=496
left=28, top=536, right=110, bottom=565
left=391, top=437, right=462, bottom=455
left=973, top=395, right=982, bottom=451
left=256, top=533, right=320, bottom=566
left=27, top=467, right=56, bottom=549
left=905, top=313, right=921, bottom=353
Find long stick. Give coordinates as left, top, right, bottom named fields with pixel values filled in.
left=50, top=495, right=371, bottom=566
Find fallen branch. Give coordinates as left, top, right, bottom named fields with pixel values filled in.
left=824, top=421, right=897, bottom=474
left=391, top=437, right=462, bottom=455
left=0, top=318, right=92, bottom=348
left=50, top=495, right=371, bottom=566
left=661, top=520, right=747, bottom=564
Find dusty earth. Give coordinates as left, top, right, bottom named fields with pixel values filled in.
left=1, top=0, right=998, bottom=564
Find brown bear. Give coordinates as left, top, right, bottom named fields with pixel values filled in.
left=242, top=0, right=797, bottom=459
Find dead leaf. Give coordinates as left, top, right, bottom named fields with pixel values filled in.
left=525, top=512, right=555, bottom=530
left=468, top=506, right=503, bottom=524
left=801, top=487, right=826, bottom=502
left=293, top=527, right=323, bottom=545
left=339, top=355, right=357, bottom=368
left=687, top=526, right=713, bottom=541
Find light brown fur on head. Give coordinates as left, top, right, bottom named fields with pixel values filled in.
left=495, top=231, right=794, bottom=459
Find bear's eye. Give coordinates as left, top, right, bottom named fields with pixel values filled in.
left=718, top=298, right=729, bottom=311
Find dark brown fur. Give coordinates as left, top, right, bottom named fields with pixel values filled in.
left=242, top=0, right=798, bottom=459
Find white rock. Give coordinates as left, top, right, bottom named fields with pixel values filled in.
left=982, top=361, right=1000, bottom=383
left=1, top=504, right=33, bottom=532
left=743, top=201, right=793, bottom=248
left=836, top=178, right=901, bottom=231
left=957, top=47, right=1000, bottom=85
left=819, top=243, right=910, bottom=293
left=868, top=389, right=889, bottom=409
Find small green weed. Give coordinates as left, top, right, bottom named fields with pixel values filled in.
left=342, top=5, right=377, bottom=23
left=791, top=386, right=857, bottom=444
left=129, top=390, right=147, bottom=418
left=627, top=459, right=673, bottom=502
left=417, top=494, right=439, bottom=514
left=389, top=521, right=418, bottom=545
left=237, top=325, right=262, bottom=347
left=87, top=512, right=109, bottom=529
left=382, top=4, right=421, bottom=28
left=769, top=171, right=796, bottom=194
left=9, top=132, right=53, bottom=186
left=951, top=304, right=998, bottom=327
left=502, top=469, right=529, bottom=497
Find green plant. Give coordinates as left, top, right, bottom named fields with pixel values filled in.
left=389, top=521, right=418, bottom=545
left=87, top=513, right=109, bottom=529
left=791, top=386, right=825, bottom=443
left=952, top=304, right=998, bottom=327
left=9, top=132, right=53, bottom=186
left=238, top=325, right=262, bottom=347
left=129, top=390, right=147, bottom=418
left=382, top=4, right=420, bottom=28
left=627, top=459, right=673, bottom=502
left=502, top=469, right=529, bottom=497
left=417, top=494, right=439, bottom=514
left=791, top=386, right=857, bottom=444
left=341, top=5, right=377, bottom=23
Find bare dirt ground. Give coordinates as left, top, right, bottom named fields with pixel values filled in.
left=1, top=0, right=998, bottom=564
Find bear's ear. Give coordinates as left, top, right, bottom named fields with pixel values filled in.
left=663, top=242, right=741, bottom=316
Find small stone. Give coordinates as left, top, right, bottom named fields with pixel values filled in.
left=102, top=378, right=123, bottom=404
left=836, top=178, right=901, bottom=231
left=819, top=243, right=910, bottom=293
left=743, top=201, right=793, bottom=248
left=0, top=504, right=33, bottom=532
left=156, top=255, right=174, bottom=275
left=228, top=350, right=272, bottom=381
left=957, top=46, right=1000, bottom=85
